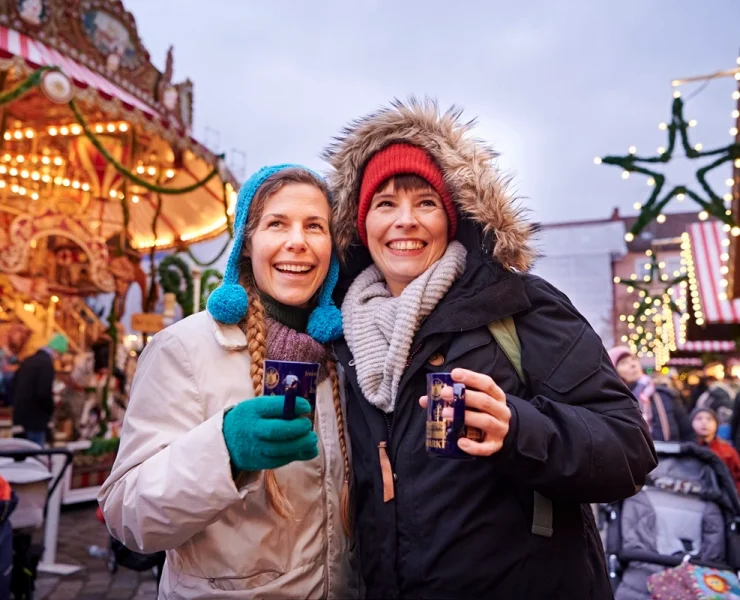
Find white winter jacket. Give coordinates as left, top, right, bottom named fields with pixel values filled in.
left=98, top=311, right=359, bottom=599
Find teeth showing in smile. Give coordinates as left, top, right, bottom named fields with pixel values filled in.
left=275, top=264, right=313, bottom=273
left=388, top=240, right=425, bottom=251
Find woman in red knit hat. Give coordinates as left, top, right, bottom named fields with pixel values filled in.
left=324, top=99, right=657, bottom=599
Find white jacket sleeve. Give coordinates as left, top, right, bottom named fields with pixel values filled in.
left=97, top=330, right=259, bottom=553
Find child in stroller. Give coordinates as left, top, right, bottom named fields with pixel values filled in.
left=603, top=440, right=740, bottom=599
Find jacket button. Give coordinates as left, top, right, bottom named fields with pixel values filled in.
left=427, top=353, right=444, bottom=367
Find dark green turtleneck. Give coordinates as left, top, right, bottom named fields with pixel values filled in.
left=259, top=293, right=312, bottom=333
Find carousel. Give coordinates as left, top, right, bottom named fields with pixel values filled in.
left=0, top=0, right=237, bottom=506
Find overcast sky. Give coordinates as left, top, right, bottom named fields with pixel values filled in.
left=122, top=0, right=740, bottom=264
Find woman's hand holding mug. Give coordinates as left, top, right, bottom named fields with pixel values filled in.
left=420, top=368, right=510, bottom=457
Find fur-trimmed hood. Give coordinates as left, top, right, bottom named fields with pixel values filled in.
left=322, top=98, right=537, bottom=272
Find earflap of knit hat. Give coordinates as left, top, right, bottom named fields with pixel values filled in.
left=307, top=254, right=343, bottom=343
left=208, top=163, right=321, bottom=325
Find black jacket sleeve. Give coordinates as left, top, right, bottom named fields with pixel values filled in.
left=495, top=275, right=658, bottom=504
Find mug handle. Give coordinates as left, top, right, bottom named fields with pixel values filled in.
left=449, top=383, right=466, bottom=440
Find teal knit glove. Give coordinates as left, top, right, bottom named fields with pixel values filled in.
left=222, top=395, right=318, bottom=472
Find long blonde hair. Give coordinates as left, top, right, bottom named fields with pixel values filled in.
left=240, top=168, right=351, bottom=536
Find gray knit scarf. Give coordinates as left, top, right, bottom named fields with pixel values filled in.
left=342, top=241, right=467, bottom=413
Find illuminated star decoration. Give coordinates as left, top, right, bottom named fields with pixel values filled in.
left=597, top=95, right=740, bottom=241
left=615, top=249, right=688, bottom=357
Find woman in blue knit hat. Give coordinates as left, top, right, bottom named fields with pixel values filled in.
left=98, top=166, right=357, bottom=599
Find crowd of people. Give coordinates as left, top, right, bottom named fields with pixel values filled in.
left=609, top=345, right=740, bottom=495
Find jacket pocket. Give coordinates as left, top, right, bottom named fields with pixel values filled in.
left=544, top=324, right=601, bottom=394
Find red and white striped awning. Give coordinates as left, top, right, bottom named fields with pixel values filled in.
left=0, top=25, right=157, bottom=116
left=689, top=221, right=740, bottom=324
left=677, top=339, right=736, bottom=352
left=671, top=313, right=736, bottom=353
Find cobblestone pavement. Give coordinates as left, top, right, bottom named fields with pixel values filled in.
left=33, top=502, right=158, bottom=600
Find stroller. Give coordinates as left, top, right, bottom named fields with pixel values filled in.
left=602, top=441, right=740, bottom=599
left=0, top=439, right=72, bottom=600
left=94, top=505, right=165, bottom=585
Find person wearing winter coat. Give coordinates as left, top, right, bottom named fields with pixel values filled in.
left=98, top=166, right=358, bottom=599
left=695, top=380, right=736, bottom=441
left=323, top=99, right=658, bottom=600
left=608, top=346, right=694, bottom=442
left=693, top=407, right=740, bottom=496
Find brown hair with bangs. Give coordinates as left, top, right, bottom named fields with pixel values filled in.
left=374, top=174, right=438, bottom=197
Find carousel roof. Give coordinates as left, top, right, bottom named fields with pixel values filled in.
left=0, top=0, right=239, bottom=252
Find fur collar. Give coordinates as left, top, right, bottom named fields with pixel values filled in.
left=322, top=97, right=537, bottom=272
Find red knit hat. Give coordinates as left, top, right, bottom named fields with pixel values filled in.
left=357, top=143, right=458, bottom=246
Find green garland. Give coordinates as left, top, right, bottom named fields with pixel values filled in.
left=84, top=437, right=120, bottom=457
left=184, top=236, right=232, bottom=267
left=68, top=99, right=223, bottom=195
left=158, top=254, right=194, bottom=317
left=599, top=96, right=739, bottom=237
left=0, top=66, right=59, bottom=106
left=200, top=268, right=223, bottom=309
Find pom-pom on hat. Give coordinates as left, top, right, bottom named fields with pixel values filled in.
left=207, top=164, right=343, bottom=343
left=357, top=143, right=458, bottom=247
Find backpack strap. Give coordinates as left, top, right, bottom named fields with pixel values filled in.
left=488, top=317, right=554, bottom=539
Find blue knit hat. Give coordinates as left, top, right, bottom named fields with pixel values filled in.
left=206, top=164, right=343, bottom=343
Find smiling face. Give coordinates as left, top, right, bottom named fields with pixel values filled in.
left=364, top=175, right=449, bottom=296
left=245, top=181, right=332, bottom=307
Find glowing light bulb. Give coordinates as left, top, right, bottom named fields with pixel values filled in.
left=41, top=174, right=50, bottom=183
left=734, top=91, right=740, bottom=100
left=109, top=190, right=117, bottom=198
left=698, top=211, right=709, bottom=221
left=95, top=124, right=104, bottom=133
left=673, top=90, right=681, bottom=99
left=15, top=155, right=23, bottom=163
left=628, top=146, right=637, bottom=154
left=107, top=124, right=116, bottom=133
left=53, top=157, right=63, bottom=166
left=119, top=123, right=129, bottom=132
left=732, top=128, right=739, bottom=136
left=8, top=168, right=17, bottom=176
left=41, top=156, right=50, bottom=165
left=658, top=122, right=667, bottom=130
left=166, top=169, right=175, bottom=178
left=647, top=178, right=655, bottom=186
left=62, top=178, right=70, bottom=187
left=726, top=193, right=734, bottom=202
left=31, top=172, right=39, bottom=181
left=72, top=181, right=80, bottom=189
left=81, top=183, right=90, bottom=191
left=147, top=167, right=156, bottom=176
left=593, top=157, right=602, bottom=165
left=13, top=131, right=22, bottom=140
left=727, top=178, right=735, bottom=187
left=657, top=147, right=666, bottom=154
left=48, top=127, right=57, bottom=136
left=633, top=202, right=642, bottom=210
left=622, top=171, right=630, bottom=179
left=30, top=192, right=38, bottom=200
left=136, top=166, right=145, bottom=174
left=657, top=214, right=666, bottom=223
left=625, top=233, right=634, bottom=242
left=70, top=125, right=82, bottom=135
left=20, top=170, right=28, bottom=179
left=695, top=143, right=703, bottom=151
left=733, top=227, right=740, bottom=237
left=2, top=133, right=9, bottom=141
left=689, top=120, right=697, bottom=127
left=59, top=126, right=69, bottom=135
left=131, top=195, right=140, bottom=204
